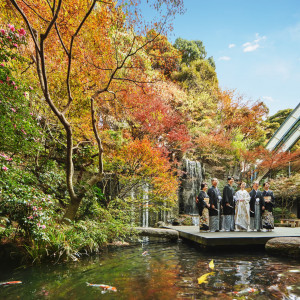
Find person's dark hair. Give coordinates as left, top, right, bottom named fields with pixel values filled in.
left=201, top=182, right=208, bottom=190
left=227, top=176, right=234, bottom=181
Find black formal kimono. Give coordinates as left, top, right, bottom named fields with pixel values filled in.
left=262, top=189, right=275, bottom=229
left=222, top=184, right=235, bottom=231
left=207, top=186, right=220, bottom=232
left=249, top=189, right=265, bottom=231
left=197, top=190, right=210, bottom=231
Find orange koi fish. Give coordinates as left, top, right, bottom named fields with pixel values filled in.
left=86, top=283, right=117, bottom=292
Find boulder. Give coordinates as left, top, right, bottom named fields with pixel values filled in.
left=265, top=237, right=300, bottom=258
left=133, top=227, right=179, bottom=240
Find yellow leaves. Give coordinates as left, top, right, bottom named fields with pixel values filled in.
left=209, top=259, right=214, bottom=270
left=197, top=272, right=215, bottom=284
left=197, top=260, right=215, bottom=284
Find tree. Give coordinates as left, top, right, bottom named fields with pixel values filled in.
left=145, top=30, right=181, bottom=76
left=173, top=38, right=215, bottom=68
left=4, top=0, right=184, bottom=220
left=264, top=108, right=293, bottom=140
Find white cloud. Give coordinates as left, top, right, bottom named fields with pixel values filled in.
left=243, top=33, right=266, bottom=52
left=219, top=56, right=231, bottom=61
left=228, top=43, right=236, bottom=48
left=262, top=96, right=275, bottom=102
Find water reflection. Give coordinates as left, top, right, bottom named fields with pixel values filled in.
left=0, top=239, right=299, bottom=299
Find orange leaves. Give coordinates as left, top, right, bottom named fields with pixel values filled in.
left=217, top=89, right=268, bottom=139
left=111, top=137, right=178, bottom=200
left=240, top=146, right=300, bottom=179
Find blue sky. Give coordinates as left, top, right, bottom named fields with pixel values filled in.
left=148, top=0, right=300, bottom=116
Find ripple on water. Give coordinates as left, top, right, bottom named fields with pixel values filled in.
left=0, top=239, right=299, bottom=299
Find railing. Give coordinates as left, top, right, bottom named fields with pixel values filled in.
left=280, top=219, right=300, bottom=228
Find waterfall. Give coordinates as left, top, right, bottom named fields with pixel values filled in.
left=142, top=183, right=149, bottom=228
left=179, top=159, right=202, bottom=215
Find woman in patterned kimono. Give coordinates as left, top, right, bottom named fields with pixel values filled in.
left=262, top=182, right=275, bottom=231
left=196, top=182, right=210, bottom=231
left=234, top=182, right=250, bottom=231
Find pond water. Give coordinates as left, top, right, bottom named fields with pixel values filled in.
left=0, top=238, right=299, bottom=299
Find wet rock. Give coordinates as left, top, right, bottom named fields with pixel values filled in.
left=172, top=218, right=181, bottom=226
left=154, top=221, right=166, bottom=228
left=133, top=227, right=179, bottom=240
left=265, top=237, right=300, bottom=258
left=108, top=241, right=130, bottom=246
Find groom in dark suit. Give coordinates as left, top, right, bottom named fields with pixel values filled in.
left=249, top=181, right=265, bottom=231
left=222, top=176, right=235, bottom=231
left=207, top=178, right=221, bottom=232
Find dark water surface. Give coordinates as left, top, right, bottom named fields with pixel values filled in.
left=0, top=239, right=299, bottom=299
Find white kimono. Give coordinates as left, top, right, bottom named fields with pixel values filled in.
left=235, top=189, right=250, bottom=230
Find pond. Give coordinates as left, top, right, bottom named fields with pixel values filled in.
left=0, top=238, right=299, bottom=299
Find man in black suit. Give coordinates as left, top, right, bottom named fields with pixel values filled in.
left=249, top=181, right=265, bottom=231
left=222, top=176, right=235, bottom=231
left=207, top=178, right=221, bottom=232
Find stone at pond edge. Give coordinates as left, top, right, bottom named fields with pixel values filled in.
left=265, top=237, right=300, bottom=258
left=133, top=227, right=179, bottom=240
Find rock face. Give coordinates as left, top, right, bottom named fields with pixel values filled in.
left=178, top=159, right=202, bottom=215
left=265, top=237, right=300, bottom=258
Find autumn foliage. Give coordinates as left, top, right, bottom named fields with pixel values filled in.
left=0, top=0, right=297, bottom=222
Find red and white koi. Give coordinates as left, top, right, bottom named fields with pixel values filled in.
left=86, top=283, right=117, bottom=292
left=0, top=281, right=22, bottom=286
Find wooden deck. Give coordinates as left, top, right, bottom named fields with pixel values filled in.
left=165, top=226, right=300, bottom=247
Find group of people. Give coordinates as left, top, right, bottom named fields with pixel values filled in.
left=196, top=176, right=275, bottom=232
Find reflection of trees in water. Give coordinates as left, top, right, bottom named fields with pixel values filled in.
left=1, top=242, right=300, bottom=299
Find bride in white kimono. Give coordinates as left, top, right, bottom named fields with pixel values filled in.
left=235, top=182, right=250, bottom=231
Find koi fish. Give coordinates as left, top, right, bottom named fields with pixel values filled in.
left=209, top=259, right=214, bottom=270
left=233, top=288, right=256, bottom=296
left=197, top=272, right=215, bottom=284
left=142, top=251, right=149, bottom=256
left=0, top=281, right=22, bottom=286
left=86, top=283, right=117, bottom=292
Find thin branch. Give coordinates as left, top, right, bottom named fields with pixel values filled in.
left=45, top=0, right=53, bottom=11
left=63, top=0, right=99, bottom=114
left=21, top=60, right=35, bottom=74
left=55, top=23, right=69, bottom=55
left=41, top=0, right=62, bottom=40
left=114, top=77, right=160, bottom=84
left=84, top=56, right=112, bottom=71
left=21, top=0, right=50, bottom=23
left=73, top=140, right=92, bottom=150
